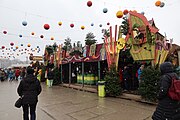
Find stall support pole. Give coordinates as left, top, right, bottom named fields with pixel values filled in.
left=60, top=64, right=63, bottom=83
left=98, top=61, right=101, bottom=81
left=82, top=62, right=84, bottom=88
left=69, top=63, right=71, bottom=86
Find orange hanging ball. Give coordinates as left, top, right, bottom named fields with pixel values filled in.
left=31, top=32, right=35, bottom=35
left=51, top=37, right=54, bottom=40
left=27, top=44, right=31, bottom=47
left=116, top=10, right=123, bottom=18
left=155, top=0, right=161, bottom=7
left=16, top=46, right=18, bottom=49
left=81, top=26, right=85, bottom=30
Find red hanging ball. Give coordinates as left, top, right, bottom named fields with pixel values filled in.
left=44, top=24, right=50, bottom=30
left=107, top=22, right=110, bottom=25
left=10, top=42, right=14, bottom=46
left=87, top=1, right=92, bottom=7
left=40, top=35, right=44, bottom=38
left=123, top=9, right=129, bottom=15
left=1, top=46, right=5, bottom=49
left=3, top=31, right=7, bottom=34
left=70, top=24, right=74, bottom=28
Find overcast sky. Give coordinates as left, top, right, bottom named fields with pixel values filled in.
left=0, top=0, right=180, bottom=61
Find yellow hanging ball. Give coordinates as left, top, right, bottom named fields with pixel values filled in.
left=81, top=26, right=85, bottom=30
left=58, top=22, right=62, bottom=26
left=116, top=10, right=123, bottom=18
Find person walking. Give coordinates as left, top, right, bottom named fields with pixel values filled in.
left=15, top=69, right=21, bottom=81
left=8, top=69, right=14, bottom=81
left=122, top=66, right=131, bottom=91
left=137, top=64, right=144, bottom=84
left=20, top=67, right=26, bottom=80
left=152, top=62, right=180, bottom=120
left=17, top=66, right=42, bottom=120
left=47, top=68, right=54, bottom=87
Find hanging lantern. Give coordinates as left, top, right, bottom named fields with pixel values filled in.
left=87, top=1, right=92, bottom=7
left=51, top=37, right=54, bottom=40
left=10, top=42, right=14, bottom=46
left=91, top=23, right=94, bottom=26
left=37, top=46, right=39, bottom=48
left=16, top=46, right=18, bottom=49
left=40, top=35, right=44, bottom=38
left=44, top=24, right=50, bottom=30
left=123, top=9, right=129, bottom=15
left=3, top=31, right=7, bottom=34
left=160, top=2, right=165, bottom=7
left=27, top=44, right=31, bottom=47
left=81, top=26, right=85, bottom=30
left=19, top=34, right=22, bottom=37
left=58, top=22, right=62, bottom=26
left=70, top=23, right=74, bottom=28
left=103, top=8, right=108, bottom=13
left=99, top=24, right=102, bottom=27
left=116, top=10, right=123, bottom=18
left=31, top=32, right=35, bottom=35
left=21, top=44, right=23, bottom=46
left=155, top=1, right=161, bottom=7
left=107, top=22, right=110, bottom=25
left=22, top=21, right=27, bottom=26
left=1, top=46, right=5, bottom=49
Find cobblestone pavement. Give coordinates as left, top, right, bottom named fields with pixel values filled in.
left=0, top=80, right=156, bottom=120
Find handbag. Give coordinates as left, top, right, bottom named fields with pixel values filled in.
left=14, top=96, right=23, bottom=108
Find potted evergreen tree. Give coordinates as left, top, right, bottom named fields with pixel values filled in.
left=138, top=66, right=160, bottom=102
left=104, top=63, right=122, bottom=97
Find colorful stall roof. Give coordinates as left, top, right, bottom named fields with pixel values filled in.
left=61, top=43, right=106, bottom=64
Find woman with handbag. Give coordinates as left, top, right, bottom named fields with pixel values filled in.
left=152, top=62, right=180, bottom=120
left=17, top=66, right=42, bottom=120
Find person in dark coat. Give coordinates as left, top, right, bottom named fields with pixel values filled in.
left=122, top=66, right=131, bottom=91
left=152, top=62, right=180, bottom=120
left=17, top=66, right=42, bottom=120
left=47, top=68, right=54, bottom=87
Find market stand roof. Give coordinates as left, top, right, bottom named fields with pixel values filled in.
left=62, top=43, right=106, bottom=64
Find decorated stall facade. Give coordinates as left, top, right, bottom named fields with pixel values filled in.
left=125, top=11, right=172, bottom=65
left=44, top=42, right=108, bottom=85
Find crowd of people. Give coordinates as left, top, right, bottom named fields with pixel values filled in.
left=0, top=67, right=26, bottom=82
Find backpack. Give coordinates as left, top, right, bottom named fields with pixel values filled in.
left=167, top=75, right=180, bottom=101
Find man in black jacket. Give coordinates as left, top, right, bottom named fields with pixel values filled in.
left=17, top=66, right=42, bottom=120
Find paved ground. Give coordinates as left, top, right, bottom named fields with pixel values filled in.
left=0, top=80, right=156, bottom=120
